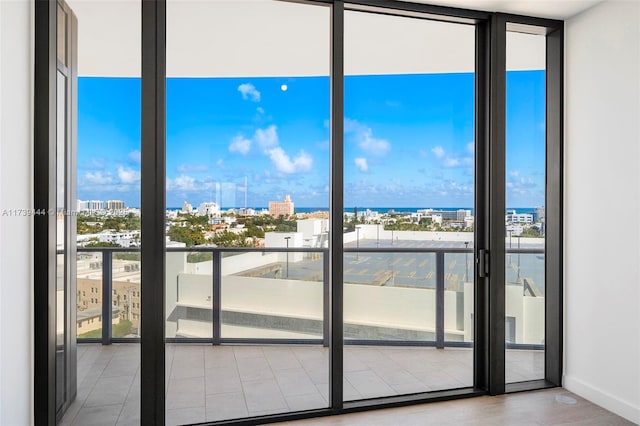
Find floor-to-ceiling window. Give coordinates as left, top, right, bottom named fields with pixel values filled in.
left=57, top=1, right=143, bottom=424
left=504, top=27, right=547, bottom=384
left=35, top=2, right=563, bottom=425
left=164, top=1, right=331, bottom=422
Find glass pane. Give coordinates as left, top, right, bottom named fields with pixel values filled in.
left=112, top=251, right=141, bottom=338
left=166, top=251, right=213, bottom=338
left=343, top=8, right=475, bottom=401
left=445, top=252, right=475, bottom=344
left=505, top=30, right=546, bottom=383
left=343, top=252, right=437, bottom=341
left=56, top=69, right=67, bottom=411
left=61, top=1, right=142, bottom=424
left=166, top=0, right=330, bottom=421
left=57, top=5, right=66, bottom=65
left=76, top=252, right=104, bottom=339
left=221, top=250, right=324, bottom=340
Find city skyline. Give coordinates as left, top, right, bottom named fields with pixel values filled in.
left=77, top=71, right=545, bottom=208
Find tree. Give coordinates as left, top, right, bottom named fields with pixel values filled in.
left=85, top=241, right=121, bottom=248
left=114, top=253, right=141, bottom=261
left=274, top=219, right=296, bottom=232
left=419, top=217, right=432, bottom=226
left=521, top=227, right=542, bottom=238
left=167, top=224, right=206, bottom=247
left=187, top=252, right=213, bottom=263
left=245, top=224, right=265, bottom=239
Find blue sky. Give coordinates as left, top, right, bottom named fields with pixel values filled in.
left=77, top=71, right=545, bottom=209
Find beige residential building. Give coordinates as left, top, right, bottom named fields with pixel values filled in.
left=269, top=194, right=294, bottom=217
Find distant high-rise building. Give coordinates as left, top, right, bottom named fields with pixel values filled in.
left=457, top=209, right=472, bottom=221
left=182, top=201, right=193, bottom=213
left=77, top=199, right=104, bottom=211
left=534, top=206, right=546, bottom=236
left=269, top=195, right=294, bottom=217
left=106, top=200, right=125, bottom=211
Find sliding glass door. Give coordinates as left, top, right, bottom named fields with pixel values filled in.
left=164, top=1, right=331, bottom=422
left=55, top=1, right=77, bottom=420
left=342, top=7, right=476, bottom=400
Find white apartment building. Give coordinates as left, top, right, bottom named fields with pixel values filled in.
left=197, top=201, right=220, bottom=216
left=506, top=213, right=534, bottom=223
left=77, top=199, right=104, bottom=211
left=106, top=200, right=125, bottom=211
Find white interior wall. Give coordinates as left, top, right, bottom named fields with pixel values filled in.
left=0, top=0, right=33, bottom=425
left=564, top=1, right=640, bottom=423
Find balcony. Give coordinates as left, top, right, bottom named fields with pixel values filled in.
left=64, top=245, right=544, bottom=425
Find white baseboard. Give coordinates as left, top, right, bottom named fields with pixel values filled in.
left=564, top=375, right=640, bottom=425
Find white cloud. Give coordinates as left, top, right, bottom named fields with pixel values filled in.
left=84, top=171, right=112, bottom=185
left=128, top=150, right=141, bottom=164
left=216, top=158, right=225, bottom=168
left=167, top=175, right=196, bottom=191
left=358, top=129, right=390, bottom=156
left=117, top=167, right=140, bottom=184
left=506, top=173, right=543, bottom=205
left=432, top=145, right=473, bottom=168
left=466, top=142, right=474, bottom=155
left=177, top=164, right=208, bottom=173
left=254, top=125, right=279, bottom=151
left=90, top=157, right=106, bottom=168
left=432, top=146, right=445, bottom=159
left=344, top=118, right=363, bottom=133
left=227, top=124, right=313, bottom=175
left=267, top=147, right=313, bottom=174
left=238, top=83, right=261, bottom=102
left=507, top=176, right=536, bottom=191
left=354, top=157, right=368, bottom=172
left=256, top=107, right=265, bottom=114
left=345, top=119, right=391, bottom=156
left=444, top=157, right=461, bottom=167
left=229, top=135, right=251, bottom=155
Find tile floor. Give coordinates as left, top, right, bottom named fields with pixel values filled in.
left=60, top=343, right=543, bottom=425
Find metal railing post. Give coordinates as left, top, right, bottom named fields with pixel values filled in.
left=436, top=251, right=445, bottom=349
left=102, top=249, right=113, bottom=345
left=212, top=250, right=221, bottom=345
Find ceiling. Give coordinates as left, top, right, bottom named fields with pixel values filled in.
left=409, top=0, right=603, bottom=20
left=68, top=0, right=603, bottom=77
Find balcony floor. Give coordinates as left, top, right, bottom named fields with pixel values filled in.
left=61, top=343, right=543, bottom=425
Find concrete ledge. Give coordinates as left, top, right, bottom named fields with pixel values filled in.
left=563, top=375, right=640, bottom=424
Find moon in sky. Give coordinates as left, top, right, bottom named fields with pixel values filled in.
left=280, top=84, right=288, bottom=91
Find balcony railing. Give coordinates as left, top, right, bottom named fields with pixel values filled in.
left=73, top=245, right=544, bottom=350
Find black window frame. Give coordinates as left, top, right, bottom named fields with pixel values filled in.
left=34, top=1, right=563, bottom=424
